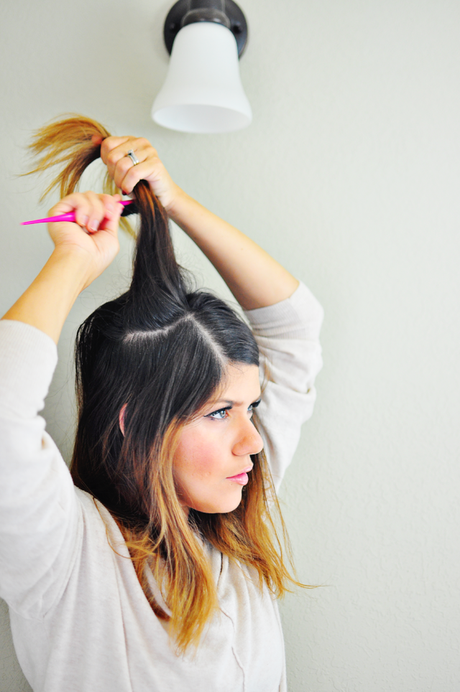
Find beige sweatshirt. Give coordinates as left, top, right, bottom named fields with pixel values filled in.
left=0, top=282, right=323, bottom=692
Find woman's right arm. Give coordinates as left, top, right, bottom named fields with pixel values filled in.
left=0, top=193, right=122, bottom=616
left=2, top=192, right=122, bottom=343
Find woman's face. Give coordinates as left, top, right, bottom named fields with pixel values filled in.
left=173, top=363, right=263, bottom=514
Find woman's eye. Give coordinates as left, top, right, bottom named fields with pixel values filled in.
left=207, top=408, right=230, bottom=420
left=248, top=399, right=261, bottom=416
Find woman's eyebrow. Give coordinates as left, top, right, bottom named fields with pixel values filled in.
left=210, top=394, right=262, bottom=407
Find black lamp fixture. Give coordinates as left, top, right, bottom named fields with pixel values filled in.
left=151, top=0, right=251, bottom=134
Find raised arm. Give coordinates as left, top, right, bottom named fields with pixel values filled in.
left=100, top=137, right=299, bottom=310
left=2, top=193, right=122, bottom=343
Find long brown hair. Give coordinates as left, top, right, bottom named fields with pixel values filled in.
left=26, top=115, right=308, bottom=653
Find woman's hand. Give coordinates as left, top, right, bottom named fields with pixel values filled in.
left=97, top=135, right=180, bottom=214
left=2, top=191, right=123, bottom=343
left=47, top=191, right=122, bottom=289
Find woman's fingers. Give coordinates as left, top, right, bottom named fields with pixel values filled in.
left=100, top=136, right=162, bottom=194
left=97, top=193, right=123, bottom=233
left=75, top=191, right=106, bottom=233
left=117, top=157, right=162, bottom=196
left=82, top=192, right=121, bottom=234
left=100, top=135, right=179, bottom=212
left=48, top=192, right=122, bottom=237
left=101, top=137, right=148, bottom=188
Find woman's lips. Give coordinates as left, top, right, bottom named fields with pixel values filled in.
left=226, top=466, right=252, bottom=485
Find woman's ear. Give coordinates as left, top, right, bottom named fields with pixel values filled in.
left=119, top=403, right=127, bottom=436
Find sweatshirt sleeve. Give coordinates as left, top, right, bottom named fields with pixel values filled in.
left=244, top=282, right=324, bottom=491
left=0, top=320, right=81, bottom=618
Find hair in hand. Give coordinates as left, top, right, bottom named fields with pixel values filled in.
left=26, top=115, right=305, bottom=654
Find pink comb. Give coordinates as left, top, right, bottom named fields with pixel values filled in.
left=21, top=199, right=134, bottom=226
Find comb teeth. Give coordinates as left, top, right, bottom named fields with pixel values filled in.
left=121, top=202, right=139, bottom=217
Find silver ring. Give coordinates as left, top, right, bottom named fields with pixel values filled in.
left=126, top=149, right=139, bottom=166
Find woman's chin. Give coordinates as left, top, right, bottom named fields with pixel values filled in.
left=189, top=491, right=243, bottom=515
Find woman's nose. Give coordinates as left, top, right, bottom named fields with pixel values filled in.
left=233, top=418, right=264, bottom=457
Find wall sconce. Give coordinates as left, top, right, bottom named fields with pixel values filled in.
left=151, top=0, right=252, bottom=134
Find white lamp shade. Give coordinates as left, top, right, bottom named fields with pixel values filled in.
left=152, top=22, right=252, bottom=134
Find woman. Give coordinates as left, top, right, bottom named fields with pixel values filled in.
left=0, top=117, right=323, bottom=691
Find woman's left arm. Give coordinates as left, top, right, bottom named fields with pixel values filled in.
left=165, top=190, right=299, bottom=310
left=100, top=136, right=299, bottom=310
left=245, top=284, right=324, bottom=489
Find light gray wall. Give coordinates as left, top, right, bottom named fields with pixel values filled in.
left=1, top=1, right=460, bottom=690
